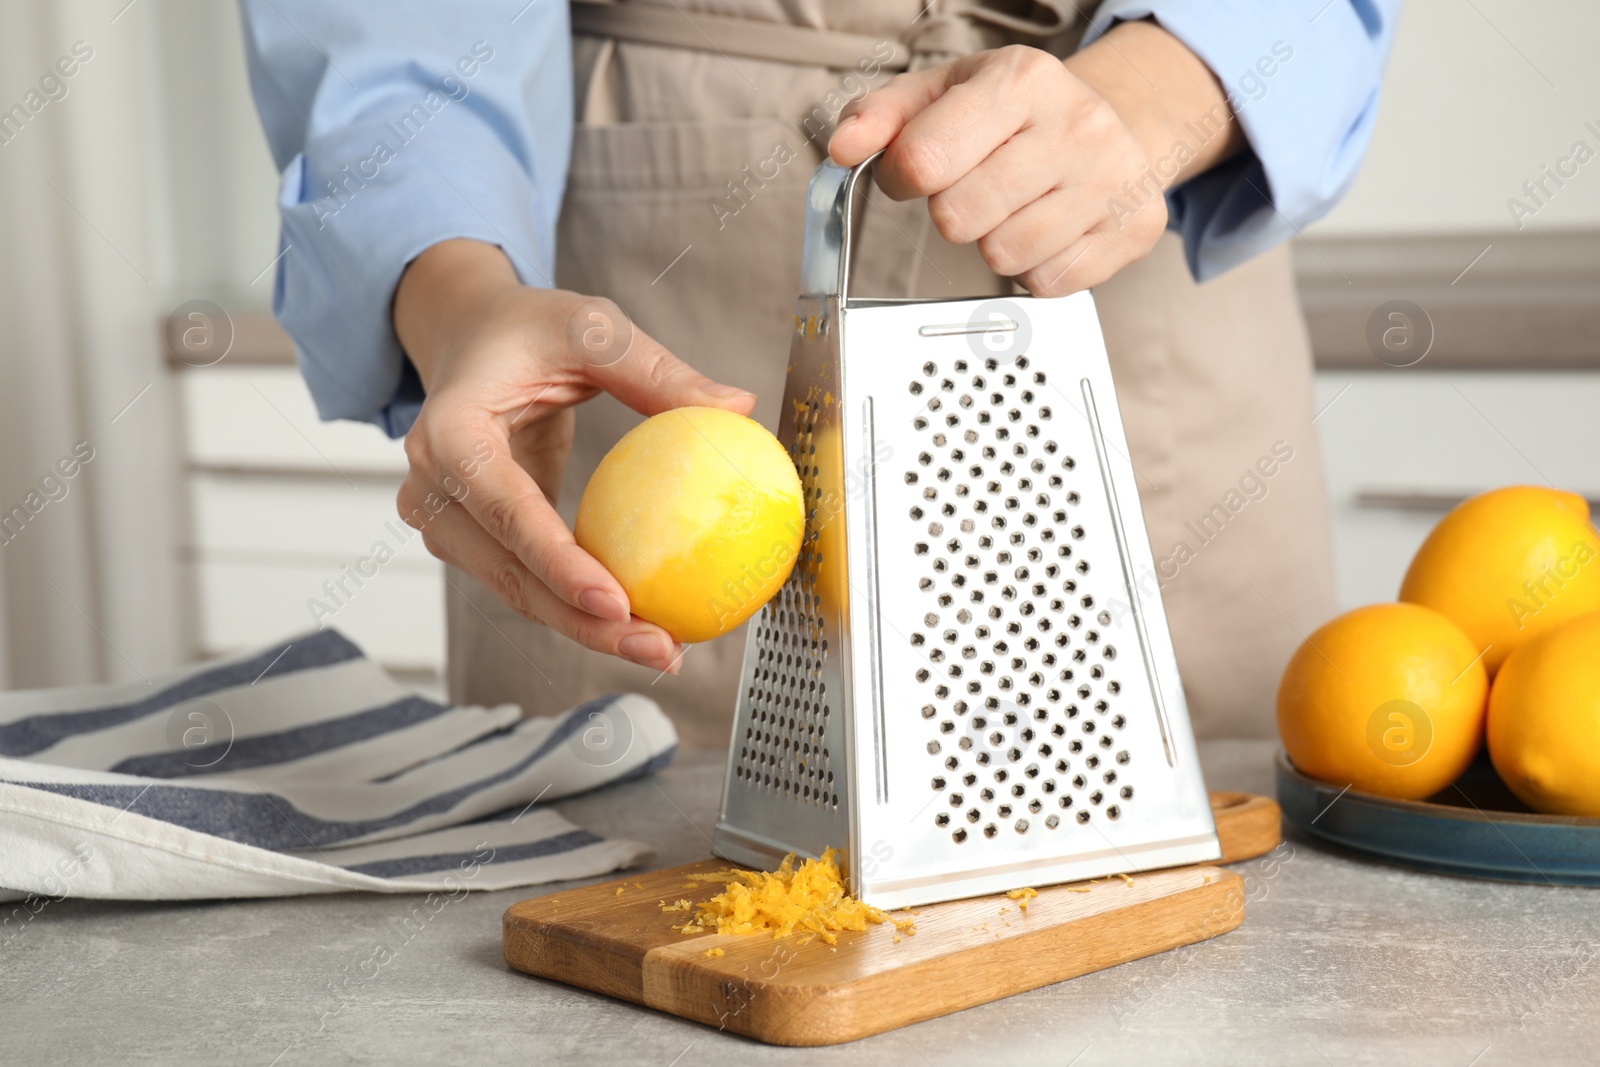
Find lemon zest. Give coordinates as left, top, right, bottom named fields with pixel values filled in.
left=1005, top=887, right=1038, bottom=912
left=674, top=848, right=911, bottom=943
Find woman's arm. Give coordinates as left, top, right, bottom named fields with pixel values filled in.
left=241, top=2, right=750, bottom=672
left=831, top=5, right=1400, bottom=289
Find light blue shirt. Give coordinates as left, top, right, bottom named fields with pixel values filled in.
left=239, top=0, right=1401, bottom=438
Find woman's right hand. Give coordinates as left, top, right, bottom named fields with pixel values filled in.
left=392, top=238, right=757, bottom=674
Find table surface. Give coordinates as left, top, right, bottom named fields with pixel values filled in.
left=6, top=740, right=1598, bottom=1067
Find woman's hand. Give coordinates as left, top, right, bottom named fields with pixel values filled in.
left=392, top=238, right=756, bottom=673
left=829, top=21, right=1244, bottom=295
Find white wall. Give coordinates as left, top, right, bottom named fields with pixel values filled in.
left=1313, top=0, right=1600, bottom=235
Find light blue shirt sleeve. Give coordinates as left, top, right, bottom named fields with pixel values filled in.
left=238, top=0, right=572, bottom=437
left=1081, top=0, right=1401, bottom=282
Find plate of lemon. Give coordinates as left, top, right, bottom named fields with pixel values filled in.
left=1274, top=486, right=1600, bottom=885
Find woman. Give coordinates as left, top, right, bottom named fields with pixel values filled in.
left=242, top=0, right=1398, bottom=746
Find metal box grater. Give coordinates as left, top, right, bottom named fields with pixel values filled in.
left=712, top=156, right=1220, bottom=910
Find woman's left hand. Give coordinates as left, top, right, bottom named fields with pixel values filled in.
left=828, top=23, right=1244, bottom=296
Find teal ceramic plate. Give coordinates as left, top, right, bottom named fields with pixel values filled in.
left=1275, top=749, right=1600, bottom=886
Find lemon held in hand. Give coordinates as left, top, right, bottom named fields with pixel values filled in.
left=575, top=407, right=803, bottom=644
left=1400, top=486, right=1600, bottom=676
left=1487, top=612, right=1600, bottom=816
left=1276, top=603, right=1489, bottom=800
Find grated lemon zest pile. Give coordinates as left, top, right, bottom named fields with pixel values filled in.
left=664, top=848, right=909, bottom=945
left=702, top=947, right=725, bottom=958
left=614, top=886, right=626, bottom=896
left=1005, top=887, right=1038, bottom=913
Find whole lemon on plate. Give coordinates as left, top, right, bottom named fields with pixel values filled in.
left=1276, top=602, right=1489, bottom=800
left=1400, top=486, right=1600, bottom=676
left=1487, top=611, right=1600, bottom=816
left=575, top=407, right=803, bottom=643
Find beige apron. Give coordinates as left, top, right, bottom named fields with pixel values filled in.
left=445, top=0, right=1338, bottom=746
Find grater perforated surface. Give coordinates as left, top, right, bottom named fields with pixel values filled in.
left=903, top=353, right=1135, bottom=844
left=735, top=395, right=839, bottom=812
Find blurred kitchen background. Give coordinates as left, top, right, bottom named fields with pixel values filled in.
left=0, top=0, right=1595, bottom=701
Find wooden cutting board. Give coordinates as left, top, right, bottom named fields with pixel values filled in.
left=503, top=792, right=1279, bottom=1047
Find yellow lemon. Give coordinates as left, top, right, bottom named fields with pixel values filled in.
left=1487, top=611, right=1600, bottom=816
left=1276, top=603, right=1488, bottom=800
left=575, top=407, right=803, bottom=643
left=1399, top=486, right=1600, bottom=676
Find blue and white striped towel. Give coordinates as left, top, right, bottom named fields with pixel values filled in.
left=0, top=630, right=677, bottom=900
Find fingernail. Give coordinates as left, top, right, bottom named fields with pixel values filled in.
left=579, top=588, right=630, bottom=622
left=620, top=632, right=670, bottom=665
left=835, top=115, right=858, bottom=134
left=702, top=383, right=755, bottom=401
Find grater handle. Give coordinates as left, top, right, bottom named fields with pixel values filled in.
left=798, top=152, right=883, bottom=302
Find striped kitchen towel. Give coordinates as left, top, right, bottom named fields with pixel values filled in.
left=0, top=630, right=677, bottom=901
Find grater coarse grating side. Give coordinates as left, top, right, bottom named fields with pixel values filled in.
left=711, top=156, right=1220, bottom=910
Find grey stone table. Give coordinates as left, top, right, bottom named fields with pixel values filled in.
left=5, top=740, right=1597, bottom=1066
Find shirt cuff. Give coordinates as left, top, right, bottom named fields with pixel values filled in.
left=1081, top=0, right=1390, bottom=281
left=273, top=113, right=554, bottom=438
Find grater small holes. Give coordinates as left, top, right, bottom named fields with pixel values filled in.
left=984, top=824, right=999, bottom=839
left=1116, top=750, right=1130, bottom=764
left=1106, top=805, right=1120, bottom=819
left=922, top=361, right=937, bottom=376
left=936, top=813, right=950, bottom=827
left=909, top=381, right=923, bottom=396
left=1046, top=814, right=1060, bottom=829
left=1121, top=786, right=1134, bottom=799
left=1014, top=819, right=1029, bottom=834
left=1076, top=810, right=1091, bottom=824
left=953, top=828, right=968, bottom=842
left=907, top=359, right=1140, bottom=838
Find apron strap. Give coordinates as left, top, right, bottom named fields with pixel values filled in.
left=570, top=0, right=1079, bottom=72
left=569, top=0, right=912, bottom=72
